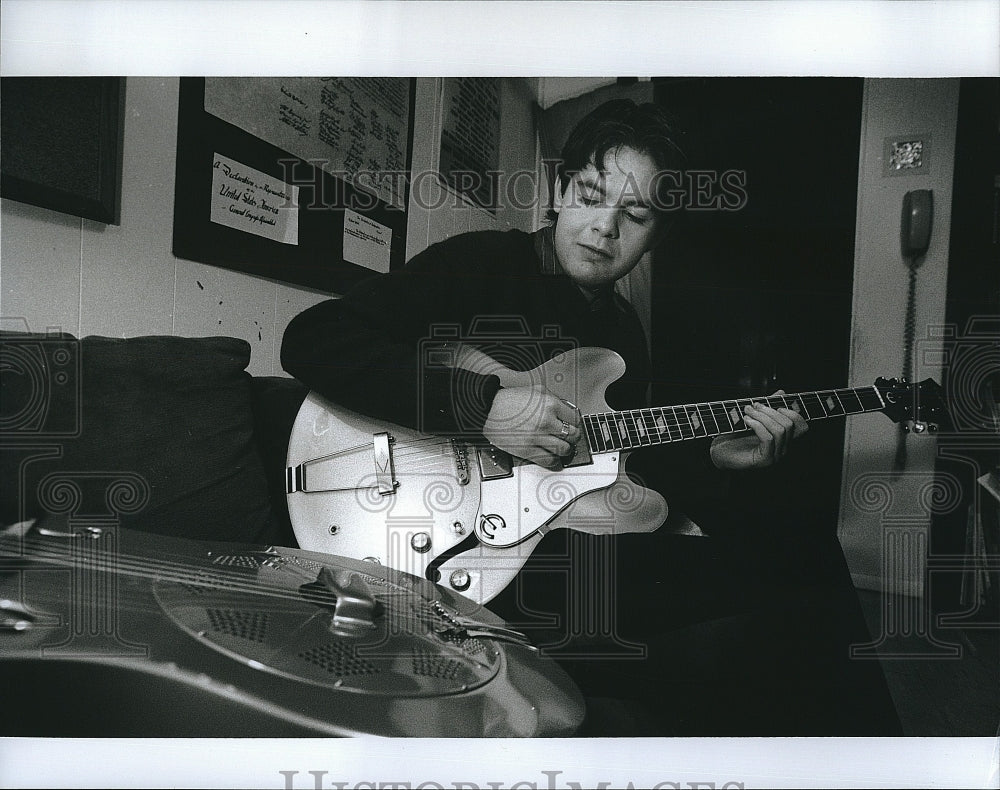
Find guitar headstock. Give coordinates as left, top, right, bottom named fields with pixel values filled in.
left=874, top=377, right=950, bottom=432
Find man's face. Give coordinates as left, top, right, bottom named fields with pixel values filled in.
left=552, top=145, right=661, bottom=291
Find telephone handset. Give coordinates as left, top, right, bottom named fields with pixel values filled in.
left=901, top=188, right=934, bottom=260
left=895, top=188, right=934, bottom=472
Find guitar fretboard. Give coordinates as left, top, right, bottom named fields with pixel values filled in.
left=583, top=387, right=885, bottom=454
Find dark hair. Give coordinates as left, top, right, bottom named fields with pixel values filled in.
left=546, top=98, right=687, bottom=226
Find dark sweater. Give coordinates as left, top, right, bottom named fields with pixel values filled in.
left=282, top=228, right=652, bottom=437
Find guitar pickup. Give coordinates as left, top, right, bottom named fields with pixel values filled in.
left=475, top=436, right=592, bottom=480
left=477, top=446, right=513, bottom=480
left=562, top=436, right=592, bottom=467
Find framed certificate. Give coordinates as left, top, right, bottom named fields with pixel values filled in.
left=172, top=77, right=415, bottom=293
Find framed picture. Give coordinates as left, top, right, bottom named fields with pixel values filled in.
left=0, top=76, right=125, bottom=225
left=437, top=77, right=502, bottom=214
left=172, top=77, right=416, bottom=294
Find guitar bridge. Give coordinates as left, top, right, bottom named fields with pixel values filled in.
left=285, top=433, right=398, bottom=496
left=451, top=441, right=471, bottom=485
left=372, top=432, right=397, bottom=496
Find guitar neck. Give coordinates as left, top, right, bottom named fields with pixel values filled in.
left=583, top=386, right=886, bottom=453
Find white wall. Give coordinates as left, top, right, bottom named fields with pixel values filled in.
left=0, top=77, right=539, bottom=376
left=838, top=78, right=961, bottom=596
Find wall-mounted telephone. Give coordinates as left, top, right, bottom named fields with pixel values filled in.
left=901, top=188, right=934, bottom=260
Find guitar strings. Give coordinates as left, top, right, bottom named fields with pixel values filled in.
left=294, top=387, right=887, bottom=493
left=1, top=539, right=483, bottom=651
left=2, top=537, right=422, bottom=611
left=379, top=386, right=880, bottom=462
left=2, top=542, right=336, bottom=605
left=300, top=386, right=881, bottom=476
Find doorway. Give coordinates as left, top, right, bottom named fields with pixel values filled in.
left=650, top=77, right=864, bottom=542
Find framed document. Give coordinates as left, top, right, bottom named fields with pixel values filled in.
left=172, top=77, right=415, bottom=293
left=437, top=77, right=502, bottom=214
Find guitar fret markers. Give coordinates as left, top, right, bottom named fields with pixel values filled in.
left=582, top=386, right=882, bottom=454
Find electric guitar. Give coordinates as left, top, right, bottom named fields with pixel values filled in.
left=286, top=347, right=946, bottom=604
left=0, top=516, right=583, bottom=737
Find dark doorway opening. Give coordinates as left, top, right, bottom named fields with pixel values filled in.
left=650, top=77, right=864, bottom=542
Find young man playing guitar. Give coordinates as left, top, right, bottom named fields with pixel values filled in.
left=283, top=100, right=806, bottom=477
left=281, top=100, right=842, bottom=735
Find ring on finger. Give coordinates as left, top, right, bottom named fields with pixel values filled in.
left=559, top=420, right=571, bottom=438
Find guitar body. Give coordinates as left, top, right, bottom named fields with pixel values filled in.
left=287, top=347, right=668, bottom=603
left=0, top=518, right=583, bottom=737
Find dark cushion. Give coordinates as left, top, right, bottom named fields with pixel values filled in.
left=1, top=332, right=274, bottom=543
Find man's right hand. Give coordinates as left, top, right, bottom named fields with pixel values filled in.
left=482, top=384, right=582, bottom=470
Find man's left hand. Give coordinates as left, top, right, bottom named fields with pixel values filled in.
left=709, top=390, right=809, bottom=470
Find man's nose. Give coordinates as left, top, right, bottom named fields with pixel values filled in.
left=591, top=208, right=619, bottom=238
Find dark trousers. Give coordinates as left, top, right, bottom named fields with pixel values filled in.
left=488, top=529, right=903, bottom=736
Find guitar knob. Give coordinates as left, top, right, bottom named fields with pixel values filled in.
left=410, top=532, right=432, bottom=553
left=913, top=421, right=927, bottom=434
left=449, top=569, right=471, bottom=591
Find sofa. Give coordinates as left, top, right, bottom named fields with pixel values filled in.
left=1, top=331, right=307, bottom=548
left=0, top=330, right=904, bottom=737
